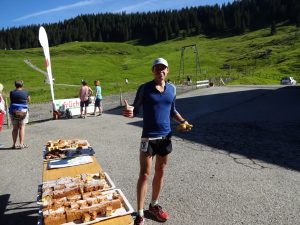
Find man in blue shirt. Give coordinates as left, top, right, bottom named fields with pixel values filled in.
left=123, top=58, right=192, bottom=225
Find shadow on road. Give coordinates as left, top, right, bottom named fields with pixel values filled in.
left=109, top=86, right=300, bottom=171
left=0, top=194, right=38, bottom=225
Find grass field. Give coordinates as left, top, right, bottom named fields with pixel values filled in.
left=0, top=25, right=299, bottom=103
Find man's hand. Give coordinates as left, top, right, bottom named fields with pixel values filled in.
left=176, top=121, right=193, bottom=132
left=122, top=100, right=134, bottom=118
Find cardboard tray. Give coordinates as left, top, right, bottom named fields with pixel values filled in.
left=37, top=189, right=134, bottom=225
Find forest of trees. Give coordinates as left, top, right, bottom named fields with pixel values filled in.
left=0, top=0, right=299, bottom=49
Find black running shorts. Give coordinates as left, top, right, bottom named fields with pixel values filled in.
left=140, top=138, right=172, bottom=156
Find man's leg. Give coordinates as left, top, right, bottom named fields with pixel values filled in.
left=152, top=154, right=168, bottom=201
left=137, top=152, right=152, bottom=212
left=149, top=154, right=170, bottom=222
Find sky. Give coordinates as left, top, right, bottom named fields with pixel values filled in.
left=0, top=0, right=234, bottom=29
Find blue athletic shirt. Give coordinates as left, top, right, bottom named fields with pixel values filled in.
left=133, top=80, right=178, bottom=137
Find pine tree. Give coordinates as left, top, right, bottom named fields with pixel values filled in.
left=270, top=22, right=277, bottom=35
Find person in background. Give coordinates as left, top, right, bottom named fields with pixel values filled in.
left=0, top=83, right=6, bottom=147
left=9, top=80, right=30, bottom=149
left=93, top=80, right=103, bottom=116
left=79, top=80, right=93, bottom=118
left=123, top=58, right=192, bottom=225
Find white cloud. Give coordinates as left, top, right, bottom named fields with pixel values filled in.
left=14, top=0, right=97, bottom=22
left=113, top=0, right=158, bottom=13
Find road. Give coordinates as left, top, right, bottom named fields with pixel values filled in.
left=0, top=85, right=299, bottom=225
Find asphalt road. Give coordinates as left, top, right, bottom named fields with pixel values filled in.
left=0, top=85, right=299, bottom=225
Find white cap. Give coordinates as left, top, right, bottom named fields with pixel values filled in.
left=152, top=58, right=168, bottom=68
left=0, top=83, right=3, bottom=93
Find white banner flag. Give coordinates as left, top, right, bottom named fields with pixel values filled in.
left=38, top=26, right=55, bottom=104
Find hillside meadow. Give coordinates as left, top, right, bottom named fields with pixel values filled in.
left=0, top=25, right=299, bottom=103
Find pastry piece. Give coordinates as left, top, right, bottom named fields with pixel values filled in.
left=43, top=213, right=66, bottom=225
left=84, top=180, right=105, bottom=192
left=66, top=209, right=83, bottom=222
left=67, top=194, right=81, bottom=202
left=43, top=180, right=56, bottom=189
left=57, top=177, right=72, bottom=185
left=77, top=200, right=88, bottom=208
left=81, top=203, right=105, bottom=215
left=89, top=209, right=97, bottom=220
left=86, top=197, right=98, bottom=206
left=82, top=192, right=92, bottom=200
left=91, top=190, right=102, bottom=197
left=96, top=195, right=108, bottom=203
left=71, top=176, right=81, bottom=183
left=113, top=193, right=124, bottom=202
left=63, top=186, right=81, bottom=197
left=46, top=146, right=53, bottom=151
left=42, top=189, right=53, bottom=200
left=43, top=207, right=66, bottom=225
left=42, top=187, right=53, bottom=199
left=106, top=206, right=113, bottom=217
left=81, top=173, right=93, bottom=182
left=82, top=212, right=91, bottom=222
left=52, top=197, right=67, bottom=209
left=111, top=199, right=122, bottom=210
left=53, top=189, right=65, bottom=199
left=46, top=141, right=54, bottom=147
left=53, top=184, right=65, bottom=191
left=63, top=201, right=71, bottom=208
left=70, top=202, right=80, bottom=209
left=57, top=140, right=68, bottom=148
left=99, top=171, right=106, bottom=179
left=65, top=182, right=79, bottom=189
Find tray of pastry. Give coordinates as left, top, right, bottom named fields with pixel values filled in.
left=43, top=139, right=94, bottom=160
left=37, top=187, right=134, bottom=225
left=37, top=172, right=116, bottom=205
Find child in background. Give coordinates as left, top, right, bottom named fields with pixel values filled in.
left=93, top=80, right=103, bottom=116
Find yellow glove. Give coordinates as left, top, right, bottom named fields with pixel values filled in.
left=176, top=121, right=193, bottom=132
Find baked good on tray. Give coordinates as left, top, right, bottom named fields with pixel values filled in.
left=45, top=139, right=91, bottom=160
left=40, top=172, right=127, bottom=225
left=46, top=139, right=89, bottom=151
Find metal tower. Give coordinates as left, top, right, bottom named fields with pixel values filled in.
left=178, top=44, right=201, bottom=82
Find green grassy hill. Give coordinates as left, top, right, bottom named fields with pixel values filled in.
left=0, top=25, right=299, bottom=103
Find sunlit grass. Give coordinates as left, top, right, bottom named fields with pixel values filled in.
left=0, top=25, right=299, bottom=103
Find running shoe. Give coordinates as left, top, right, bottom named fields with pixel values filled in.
left=134, top=215, right=145, bottom=225
left=148, top=204, right=169, bottom=222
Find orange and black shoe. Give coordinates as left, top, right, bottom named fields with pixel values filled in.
left=134, top=215, right=145, bottom=225
left=148, top=204, right=169, bottom=222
